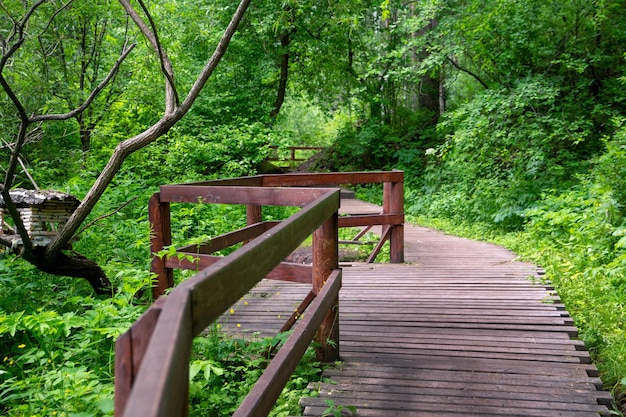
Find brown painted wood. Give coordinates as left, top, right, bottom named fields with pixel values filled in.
left=278, top=290, right=316, bottom=333
left=148, top=193, right=173, bottom=299
left=232, top=270, right=341, bottom=417
left=179, top=190, right=339, bottom=336
left=383, top=179, right=404, bottom=263
left=114, top=297, right=166, bottom=416
left=177, top=221, right=279, bottom=254
left=166, top=254, right=312, bottom=284
left=122, top=289, right=193, bottom=417
left=246, top=204, right=262, bottom=226
left=174, top=175, right=264, bottom=187
left=159, top=185, right=332, bottom=206
left=337, top=213, right=403, bottom=228
left=365, top=225, right=391, bottom=263
left=261, top=170, right=404, bottom=187
left=313, top=212, right=339, bottom=362
left=113, top=332, right=132, bottom=416
left=221, top=197, right=612, bottom=417
left=118, top=188, right=341, bottom=417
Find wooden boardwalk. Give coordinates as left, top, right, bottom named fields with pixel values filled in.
left=222, top=198, right=614, bottom=416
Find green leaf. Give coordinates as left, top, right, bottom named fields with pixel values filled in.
left=98, top=398, right=115, bottom=415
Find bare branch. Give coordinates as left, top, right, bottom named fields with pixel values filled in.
left=137, top=0, right=179, bottom=107
left=39, top=0, right=75, bottom=38
left=31, top=43, right=136, bottom=123
left=0, top=73, right=29, bottom=122
left=446, top=55, right=489, bottom=89
left=1, top=139, right=39, bottom=190
left=75, top=196, right=137, bottom=236
left=0, top=189, right=32, bottom=252
left=118, top=0, right=178, bottom=113
left=0, top=1, right=59, bottom=121
left=45, top=0, right=253, bottom=260
left=2, top=122, right=29, bottom=191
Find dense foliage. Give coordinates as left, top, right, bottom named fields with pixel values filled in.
left=1, top=0, right=626, bottom=414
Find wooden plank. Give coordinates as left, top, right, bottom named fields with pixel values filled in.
left=313, top=381, right=610, bottom=406
left=232, top=270, right=341, bottom=417
left=169, top=175, right=264, bottom=187
left=300, top=395, right=610, bottom=416
left=114, top=297, right=167, bottom=414
left=338, top=213, right=403, bottom=228
left=122, top=289, right=193, bottom=417
left=170, top=171, right=404, bottom=188
left=298, top=197, right=610, bottom=416
left=301, top=405, right=608, bottom=417
left=321, top=369, right=604, bottom=391
left=166, top=254, right=312, bottom=284
left=261, top=171, right=404, bottom=187
left=113, top=332, right=133, bottom=416
left=177, top=221, right=279, bottom=254
left=339, top=339, right=590, bottom=358
left=159, top=185, right=333, bottom=206
left=366, top=225, right=391, bottom=263
left=277, top=291, right=316, bottom=333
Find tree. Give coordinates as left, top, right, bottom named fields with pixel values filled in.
left=0, top=0, right=252, bottom=294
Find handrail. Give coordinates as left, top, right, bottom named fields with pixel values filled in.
left=115, top=171, right=404, bottom=416
left=116, top=187, right=341, bottom=417
left=152, top=171, right=404, bottom=296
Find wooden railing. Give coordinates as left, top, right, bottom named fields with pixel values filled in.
left=114, top=171, right=403, bottom=417
left=268, top=146, right=326, bottom=162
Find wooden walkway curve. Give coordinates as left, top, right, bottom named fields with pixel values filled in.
left=223, top=197, right=614, bottom=416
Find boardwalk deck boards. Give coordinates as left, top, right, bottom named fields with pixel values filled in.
left=222, top=198, right=613, bottom=416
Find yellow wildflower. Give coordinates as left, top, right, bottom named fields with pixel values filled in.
left=17, top=344, right=25, bottom=349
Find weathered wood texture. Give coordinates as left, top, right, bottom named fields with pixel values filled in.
left=116, top=189, right=342, bottom=417
left=151, top=172, right=405, bottom=297
left=233, top=270, right=342, bottom=417
left=223, top=198, right=613, bottom=417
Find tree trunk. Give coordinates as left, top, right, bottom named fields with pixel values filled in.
left=0, top=0, right=253, bottom=297
left=270, top=30, right=292, bottom=118
left=27, top=247, right=112, bottom=295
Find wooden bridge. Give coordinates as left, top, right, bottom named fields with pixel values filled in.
left=227, top=197, right=613, bottom=416
left=114, top=171, right=614, bottom=416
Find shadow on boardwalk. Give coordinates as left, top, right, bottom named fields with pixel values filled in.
left=222, top=198, right=614, bottom=417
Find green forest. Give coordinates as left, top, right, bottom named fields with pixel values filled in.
left=1, top=0, right=625, bottom=415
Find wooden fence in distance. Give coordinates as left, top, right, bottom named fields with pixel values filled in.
left=268, top=146, right=326, bottom=162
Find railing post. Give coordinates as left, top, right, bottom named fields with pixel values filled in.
left=383, top=175, right=404, bottom=263
left=312, top=210, right=339, bottom=362
left=245, top=204, right=262, bottom=245
left=246, top=204, right=262, bottom=225
left=149, top=192, right=174, bottom=299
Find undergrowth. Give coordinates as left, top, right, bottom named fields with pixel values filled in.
left=0, top=169, right=322, bottom=416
